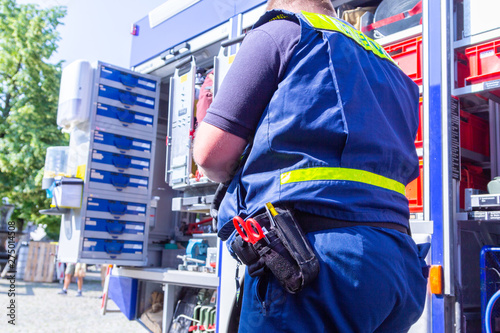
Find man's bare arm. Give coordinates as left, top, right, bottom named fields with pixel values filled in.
left=193, top=122, right=247, bottom=183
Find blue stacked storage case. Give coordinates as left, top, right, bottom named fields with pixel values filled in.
left=78, top=62, right=160, bottom=266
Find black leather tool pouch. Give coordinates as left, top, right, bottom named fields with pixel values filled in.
left=230, top=207, right=319, bottom=294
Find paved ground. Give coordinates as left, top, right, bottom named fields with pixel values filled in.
left=0, top=268, right=146, bottom=333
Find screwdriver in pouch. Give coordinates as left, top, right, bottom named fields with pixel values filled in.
left=265, top=202, right=278, bottom=227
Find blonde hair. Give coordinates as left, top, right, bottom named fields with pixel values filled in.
left=266, top=0, right=336, bottom=17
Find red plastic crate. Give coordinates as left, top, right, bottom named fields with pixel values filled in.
left=456, top=51, right=470, bottom=88
left=459, top=164, right=490, bottom=209
left=415, top=97, right=423, bottom=149
left=406, top=157, right=423, bottom=213
left=465, top=39, right=500, bottom=84
left=385, top=35, right=423, bottom=85
left=460, top=110, right=490, bottom=156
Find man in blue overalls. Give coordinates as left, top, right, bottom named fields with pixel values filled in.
left=193, top=0, right=427, bottom=331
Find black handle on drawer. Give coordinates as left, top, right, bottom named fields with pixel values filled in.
left=104, top=240, right=124, bottom=254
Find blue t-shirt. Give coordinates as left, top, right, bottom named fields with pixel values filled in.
left=202, top=19, right=301, bottom=140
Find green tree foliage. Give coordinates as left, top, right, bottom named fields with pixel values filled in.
left=0, top=0, right=67, bottom=239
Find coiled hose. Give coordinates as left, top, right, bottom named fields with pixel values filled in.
left=485, top=289, right=500, bottom=333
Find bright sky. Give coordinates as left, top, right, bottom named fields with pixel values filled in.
left=18, top=0, right=167, bottom=68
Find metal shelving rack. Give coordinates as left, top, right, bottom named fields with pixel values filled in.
left=437, top=0, right=500, bottom=331
left=327, top=1, right=499, bottom=331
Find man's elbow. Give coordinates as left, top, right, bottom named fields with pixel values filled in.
left=192, top=122, right=247, bottom=183
left=192, top=147, right=208, bottom=171
left=194, top=162, right=231, bottom=184
left=193, top=140, right=217, bottom=170
left=193, top=145, right=227, bottom=183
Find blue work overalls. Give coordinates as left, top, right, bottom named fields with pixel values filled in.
left=218, top=10, right=427, bottom=332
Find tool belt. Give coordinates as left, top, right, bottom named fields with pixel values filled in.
left=230, top=206, right=412, bottom=294
left=231, top=206, right=320, bottom=294
left=294, top=210, right=411, bottom=235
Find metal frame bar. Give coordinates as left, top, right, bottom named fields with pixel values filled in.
left=430, top=0, right=472, bottom=330
left=424, top=0, right=447, bottom=331
left=422, top=2, right=431, bottom=225
left=490, top=101, right=500, bottom=178
left=162, top=284, right=176, bottom=333
left=441, top=0, right=455, bottom=299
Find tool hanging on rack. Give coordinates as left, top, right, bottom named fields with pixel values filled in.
left=186, top=217, right=213, bottom=235
left=362, top=0, right=422, bottom=38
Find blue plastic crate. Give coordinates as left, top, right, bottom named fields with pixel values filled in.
left=96, top=103, right=154, bottom=128
left=98, top=85, right=155, bottom=109
left=481, top=246, right=500, bottom=332
left=84, top=218, right=145, bottom=239
left=108, top=275, right=138, bottom=320
left=93, top=131, right=151, bottom=154
left=100, top=65, right=157, bottom=92
left=91, top=150, right=150, bottom=172
left=82, top=238, right=143, bottom=255
left=86, top=197, right=147, bottom=217
left=89, top=169, right=149, bottom=193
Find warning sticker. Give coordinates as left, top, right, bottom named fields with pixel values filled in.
left=127, top=205, right=146, bottom=212
left=135, top=115, right=153, bottom=123
left=131, top=159, right=149, bottom=167
left=138, top=79, right=156, bottom=89
left=130, top=178, right=148, bottom=185
left=132, top=141, right=151, bottom=149
left=124, top=243, right=143, bottom=249
left=480, top=50, right=494, bottom=59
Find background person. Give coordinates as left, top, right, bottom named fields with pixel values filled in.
left=58, top=262, right=86, bottom=297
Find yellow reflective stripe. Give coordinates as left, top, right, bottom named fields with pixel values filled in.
left=280, top=167, right=406, bottom=196
left=300, top=11, right=397, bottom=66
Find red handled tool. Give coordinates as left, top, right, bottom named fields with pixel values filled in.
left=233, top=216, right=266, bottom=244
left=361, top=1, right=423, bottom=33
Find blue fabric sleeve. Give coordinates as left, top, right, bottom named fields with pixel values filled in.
left=202, top=19, right=300, bottom=140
